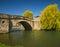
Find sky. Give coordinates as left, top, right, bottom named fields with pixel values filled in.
left=0, top=0, right=60, bottom=16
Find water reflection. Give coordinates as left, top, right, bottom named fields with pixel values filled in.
left=0, top=30, right=60, bottom=47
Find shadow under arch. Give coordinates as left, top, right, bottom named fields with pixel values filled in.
left=9, top=20, right=13, bottom=32
left=18, top=21, right=32, bottom=31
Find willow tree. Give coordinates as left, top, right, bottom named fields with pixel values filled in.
left=55, top=12, right=60, bottom=29
left=40, top=4, right=60, bottom=30
left=22, top=10, right=33, bottom=19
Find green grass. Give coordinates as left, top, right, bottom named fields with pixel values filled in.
left=0, top=43, right=24, bottom=47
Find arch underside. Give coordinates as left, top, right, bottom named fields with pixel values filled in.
left=9, top=20, right=32, bottom=31
left=19, top=21, right=32, bottom=31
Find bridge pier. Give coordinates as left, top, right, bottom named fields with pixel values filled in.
left=32, top=17, right=41, bottom=30
left=0, top=19, right=9, bottom=33
left=32, top=21, right=41, bottom=30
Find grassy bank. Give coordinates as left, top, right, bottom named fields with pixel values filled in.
left=0, top=43, right=24, bottom=47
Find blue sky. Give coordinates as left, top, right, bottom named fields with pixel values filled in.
left=0, top=0, right=60, bottom=16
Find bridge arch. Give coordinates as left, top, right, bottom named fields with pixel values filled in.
left=17, top=21, right=32, bottom=31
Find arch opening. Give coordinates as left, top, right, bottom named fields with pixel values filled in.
left=18, top=21, right=32, bottom=31
left=9, top=21, right=32, bottom=32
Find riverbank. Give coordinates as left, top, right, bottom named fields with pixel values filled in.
left=0, top=43, right=24, bottom=47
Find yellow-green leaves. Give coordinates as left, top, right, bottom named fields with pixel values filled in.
left=22, top=10, right=33, bottom=19
left=40, top=4, right=60, bottom=30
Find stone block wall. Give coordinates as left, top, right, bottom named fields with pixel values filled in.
left=0, top=19, right=9, bottom=33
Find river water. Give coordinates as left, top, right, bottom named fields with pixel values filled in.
left=0, top=30, right=60, bottom=47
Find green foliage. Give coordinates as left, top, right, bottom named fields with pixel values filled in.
left=55, top=12, right=60, bottom=29
left=40, top=4, right=60, bottom=30
left=22, top=10, right=33, bottom=19
left=0, top=43, right=24, bottom=47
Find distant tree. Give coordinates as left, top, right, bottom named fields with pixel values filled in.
left=40, top=4, right=60, bottom=30
left=22, top=10, right=33, bottom=19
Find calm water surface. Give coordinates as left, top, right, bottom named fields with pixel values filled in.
left=0, top=30, right=60, bottom=47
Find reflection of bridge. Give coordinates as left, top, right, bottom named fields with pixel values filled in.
left=0, top=14, right=41, bottom=33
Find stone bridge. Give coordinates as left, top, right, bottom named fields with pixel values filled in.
left=0, top=14, right=41, bottom=33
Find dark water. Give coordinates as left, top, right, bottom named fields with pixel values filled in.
left=0, top=30, right=60, bottom=47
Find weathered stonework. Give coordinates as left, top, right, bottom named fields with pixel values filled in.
left=33, top=16, right=41, bottom=30
left=0, top=13, right=41, bottom=33
left=0, top=19, right=9, bottom=33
